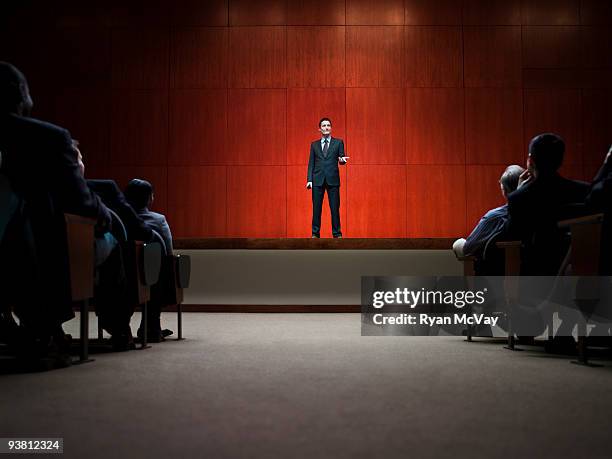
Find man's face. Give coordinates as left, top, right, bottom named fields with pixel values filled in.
left=319, top=120, right=331, bottom=137
left=499, top=181, right=507, bottom=200
left=21, top=85, right=33, bottom=116
left=75, top=147, right=85, bottom=177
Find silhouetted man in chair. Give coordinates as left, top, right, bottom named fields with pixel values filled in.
left=306, top=118, right=348, bottom=238
left=507, top=133, right=590, bottom=275
left=0, top=62, right=110, bottom=368
left=74, top=143, right=153, bottom=350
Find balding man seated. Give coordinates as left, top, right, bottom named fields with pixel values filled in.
left=453, top=165, right=524, bottom=271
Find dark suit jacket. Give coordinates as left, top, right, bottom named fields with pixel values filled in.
left=0, top=113, right=111, bottom=322
left=135, top=208, right=173, bottom=255
left=587, top=157, right=612, bottom=212
left=87, top=179, right=152, bottom=243
left=0, top=114, right=110, bottom=230
left=586, top=157, right=612, bottom=274
left=507, top=173, right=590, bottom=274
left=307, top=137, right=345, bottom=186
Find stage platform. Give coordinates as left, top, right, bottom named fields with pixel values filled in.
left=174, top=238, right=455, bottom=250
left=173, top=238, right=462, bottom=312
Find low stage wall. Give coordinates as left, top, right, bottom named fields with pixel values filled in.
left=174, top=239, right=463, bottom=311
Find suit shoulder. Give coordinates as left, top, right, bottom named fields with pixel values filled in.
left=9, top=115, right=70, bottom=141
left=148, top=211, right=167, bottom=222
left=87, top=178, right=118, bottom=188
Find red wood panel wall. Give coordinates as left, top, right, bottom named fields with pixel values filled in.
left=3, top=0, right=611, bottom=238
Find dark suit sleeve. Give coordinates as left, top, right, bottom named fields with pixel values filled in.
left=113, top=185, right=153, bottom=242
left=88, top=180, right=153, bottom=241
left=55, top=128, right=111, bottom=232
left=463, top=213, right=505, bottom=257
left=506, top=191, right=527, bottom=241
left=337, top=140, right=345, bottom=162
left=591, top=154, right=612, bottom=184
left=307, top=143, right=315, bottom=182
left=587, top=175, right=612, bottom=212
left=158, top=215, right=173, bottom=254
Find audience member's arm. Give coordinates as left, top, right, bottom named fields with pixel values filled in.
left=112, top=182, right=153, bottom=242
left=55, top=129, right=111, bottom=232
left=159, top=215, right=173, bottom=254
left=586, top=146, right=612, bottom=211
left=463, top=211, right=505, bottom=257
left=591, top=145, right=612, bottom=184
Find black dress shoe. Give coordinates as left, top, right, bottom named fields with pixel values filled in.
left=161, top=329, right=173, bottom=338
left=137, top=328, right=166, bottom=343
left=111, top=332, right=136, bottom=351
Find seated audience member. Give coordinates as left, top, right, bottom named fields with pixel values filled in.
left=74, top=143, right=152, bottom=243
left=453, top=165, right=524, bottom=261
left=73, top=143, right=153, bottom=350
left=507, top=133, right=591, bottom=275
left=586, top=145, right=612, bottom=274
left=124, top=179, right=173, bottom=255
left=124, top=179, right=174, bottom=341
left=0, top=62, right=111, bottom=368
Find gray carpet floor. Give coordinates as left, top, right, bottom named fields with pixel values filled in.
left=1, top=313, right=612, bottom=459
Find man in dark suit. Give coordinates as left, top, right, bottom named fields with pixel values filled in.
left=306, top=118, right=349, bottom=238
left=507, top=133, right=591, bottom=275
left=74, top=143, right=153, bottom=349
left=124, top=178, right=175, bottom=342
left=124, top=178, right=173, bottom=255
left=0, top=62, right=111, bottom=367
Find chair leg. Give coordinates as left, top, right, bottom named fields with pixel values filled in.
left=465, top=304, right=473, bottom=342
left=141, top=301, right=148, bottom=349
left=97, top=322, right=103, bottom=341
left=504, top=311, right=522, bottom=351
left=77, top=299, right=94, bottom=363
left=177, top=302, right=183, bottom=340
left=571, top=319, right=601, bottom=367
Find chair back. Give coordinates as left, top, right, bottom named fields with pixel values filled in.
left=64, top=214, right=96, bottom=301
left=558, top=213, right=604, bottom=276
left=141, top=241, right=162, bottom=287
left=108, top=208, right=127, bottom=243
left=175, top=254, right=191, bottom=288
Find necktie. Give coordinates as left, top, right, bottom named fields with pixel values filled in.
left=323, top=139, right=329, bottom=157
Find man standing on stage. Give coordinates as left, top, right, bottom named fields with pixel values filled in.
left=306, top=117, right=349, bottom=238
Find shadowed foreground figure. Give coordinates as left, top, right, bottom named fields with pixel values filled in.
left=0, top=62, right=110, bottom=369
left=507, top=133, right=590, bottom=275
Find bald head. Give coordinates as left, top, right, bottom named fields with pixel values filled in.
left=500, top=164, right=525, bottom=198
left=0, top=61, right=33, bottom=116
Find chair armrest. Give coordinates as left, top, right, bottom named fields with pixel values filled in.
left=495, top=241, right=522, bottom=276
left=495, top=241, right=522, bottom=249
left=558, top=213, right=604, bottom=228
